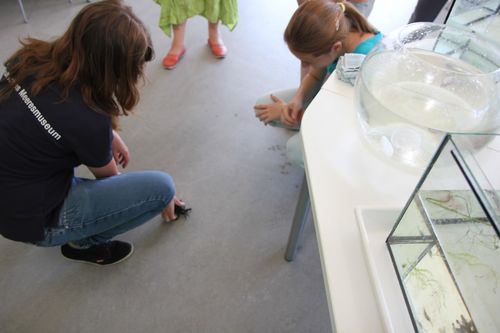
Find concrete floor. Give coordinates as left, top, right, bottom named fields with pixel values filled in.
left=0, top=0, right=422, bottom=331
left=0, top=0, right=331, bottom=332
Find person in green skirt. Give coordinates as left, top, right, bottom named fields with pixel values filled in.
left=155, top=0, right=238, bottom=69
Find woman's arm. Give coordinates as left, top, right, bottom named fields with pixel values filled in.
left=295, top=66, right=326, bottom=105
left=88, top=158, right=119, bottom=179
left=87, top=130, right=129, bottom=179
left=111, top=130, right=130, bottom=168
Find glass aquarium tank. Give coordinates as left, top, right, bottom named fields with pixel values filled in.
left=354, top=23, right=500, bottom=167
left=386, top=133, right=500, bottom=332
left=446, top=0, right=500, bottom=44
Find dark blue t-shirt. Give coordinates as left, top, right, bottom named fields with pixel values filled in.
left=0, top=74, right=113, bottom=242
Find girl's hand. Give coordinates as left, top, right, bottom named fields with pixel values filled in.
left=254, top=94, right=287, bottom=125
left=112, top=130, right=130, bottom=168
left=281, top=98, right=304, bottom=128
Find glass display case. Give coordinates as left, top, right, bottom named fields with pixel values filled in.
left=386, top=133, right=500, bottom=332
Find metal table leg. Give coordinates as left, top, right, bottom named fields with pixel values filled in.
left=17, top=0, right=28, bottom=23
left=18, top=0, right=93, bottom=24
left=285, top=173, right=311, bottom=262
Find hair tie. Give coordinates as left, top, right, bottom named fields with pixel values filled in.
left=338, top=2, right=345, bottom=13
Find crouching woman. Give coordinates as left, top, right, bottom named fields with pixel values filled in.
left=0, top=0, right=181, bottom=265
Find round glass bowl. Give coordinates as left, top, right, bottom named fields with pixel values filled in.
left=354, top=23, right=500, bottom=167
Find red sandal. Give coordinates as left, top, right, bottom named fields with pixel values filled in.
left=207, top=39, right=227, bottom=59
left=162, top=47, right=186, bottom=69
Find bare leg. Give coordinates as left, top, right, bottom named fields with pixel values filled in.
left=168, top=21, right=187, bottom=55
left=208, top=21, right=223, bottom=45
left=163, top=21, right=187, bottom=69
left=208, top=21, right=227, bottom=58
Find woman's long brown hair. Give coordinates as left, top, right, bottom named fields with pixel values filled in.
left=285, top=0, right=377, bottom=56
left=0, top=0, right=153, bottom=128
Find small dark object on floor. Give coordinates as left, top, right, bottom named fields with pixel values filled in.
left=174, top=203, right=192, bottom=220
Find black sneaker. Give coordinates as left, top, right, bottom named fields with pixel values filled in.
left=61, top=240, right=134, bottom=266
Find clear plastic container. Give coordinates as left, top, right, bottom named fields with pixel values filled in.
left=354, top=23, right=500, bottom=167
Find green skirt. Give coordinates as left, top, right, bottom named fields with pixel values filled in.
left=155, top=0, right=238, bottom=37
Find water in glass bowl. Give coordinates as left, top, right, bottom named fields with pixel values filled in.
left=355, top=48, right=496, bottom=167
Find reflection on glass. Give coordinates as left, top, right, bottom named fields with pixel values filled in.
left=387, top=133, right=500, bottom=332
left=446, top=0, right=500, bottom=44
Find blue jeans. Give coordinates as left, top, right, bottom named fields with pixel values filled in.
left=35, top=171, right=175, bottom=248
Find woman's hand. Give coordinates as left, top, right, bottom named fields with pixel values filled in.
left=162, top=197, right=186, bottom=222
left=254, top=94, right=287, bottom=125
left=112, top=130, right=130, bottom=168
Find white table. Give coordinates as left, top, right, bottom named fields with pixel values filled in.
left=299, top=74, right=426, bottom=332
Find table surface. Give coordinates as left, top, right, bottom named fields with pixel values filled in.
left=301, top=74, right=427, bottom=332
